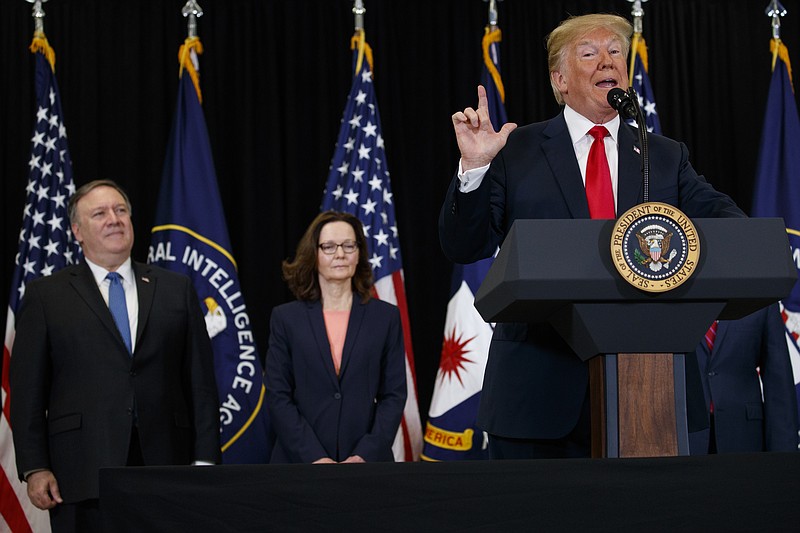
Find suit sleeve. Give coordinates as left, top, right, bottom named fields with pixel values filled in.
left=9, top=283, right=53, bottom=479
left=182, top=277, right=222, bottom=464
left=264, top=307, right=329, bottom=463
left=673, top=142, right=746, bottom=219
left=439, top=155, right=507, bottom=264
left=350, top=306, right=407, bottom=461
left=760, top=304, right=800, bottom=451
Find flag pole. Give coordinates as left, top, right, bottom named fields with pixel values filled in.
left=182, top=0, right=203, bottom=38
left=766, top=0, right=788, bottom=72
left=26, top=0, right=48, bottom=34
left=353, top=0, right=365, bottom=32
left=484, top=0, right=502, bottom=28
left=766, top=0, right=787, bottom=40
left=627, top=0, right=648, bottom=85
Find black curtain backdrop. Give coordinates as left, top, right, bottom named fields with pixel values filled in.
left=2, top=0, right=800, bottom=434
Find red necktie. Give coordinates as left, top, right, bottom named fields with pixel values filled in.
left=704, top=320, right=718, bottom=352
left=585, top=125, right=615, bottom=219
left=704, top=320, right=718, bottom=413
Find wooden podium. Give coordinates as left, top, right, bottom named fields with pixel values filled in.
left=474, top=218, right=796, bottom=457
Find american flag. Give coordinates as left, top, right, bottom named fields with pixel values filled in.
left=321, top=32, right=422, bottom=461
left=1, top=35, right=81, bottom=533
left=628, top=35, right=662, bottom=135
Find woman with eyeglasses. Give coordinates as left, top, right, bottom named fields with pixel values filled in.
left=264, top=211, right=407, bottom=463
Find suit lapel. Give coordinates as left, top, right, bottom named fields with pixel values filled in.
left=617, top=124, right=645, bottom=212
left=306, top=301, right=340, bottom=387
left=542, top=114, right=590, bottom=219
left=338, top=298, right=366, bottom=378
left=69, top=262, right=129, bottom=353
left=132, top=262, right=154, bottom=349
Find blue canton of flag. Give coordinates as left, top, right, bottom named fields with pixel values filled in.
left=149, top=39, right=270, bottom=464
left=421, top=26, right=506, bottom=462
left=751, top=40, right=800, bottom=415
left=321, top=32, right=423, bottom=461
left=628, top=37, right=662, bottom=135
left=2, top=35, right=79, bottom=533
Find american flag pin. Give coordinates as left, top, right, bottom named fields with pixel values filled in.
left=141, top=277, right=150, bottom=283
left=633, top=146, right=641, bottom=154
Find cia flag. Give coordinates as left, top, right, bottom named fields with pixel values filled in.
left=628, top=33, right=662, bottom=135
left=422, top=25, right=507, bottom=461
left=2, top=33, right=81, bottom=533
left=751, top=38, right=800, bottom=415
left=321, top=31, right=423, bottom=461
left=149, top=37, right=270, bottom=463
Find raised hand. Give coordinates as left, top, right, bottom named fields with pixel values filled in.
left=451, top=85, right=517, bottom=171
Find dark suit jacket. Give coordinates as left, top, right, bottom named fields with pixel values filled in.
left=690, top=304, right=798, bottom=453
left=265, top=298, right=407, bottom=463
left=10, top=261, right=220, bottom=503
left=439, top=112, right=746, bottom=440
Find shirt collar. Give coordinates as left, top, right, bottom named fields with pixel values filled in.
left=563, top=105, right=621, bottom=145
left=85, top=256, right=134, bottom=286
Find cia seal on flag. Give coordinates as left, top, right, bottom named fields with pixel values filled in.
left=610, top=202, right=700, bottom=293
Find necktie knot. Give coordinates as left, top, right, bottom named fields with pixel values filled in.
left=588, top=125, right=609, bottom=142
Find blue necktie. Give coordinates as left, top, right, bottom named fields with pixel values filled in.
left=107, top=272, right=132, bottom=354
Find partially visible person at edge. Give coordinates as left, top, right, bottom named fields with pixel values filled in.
left=438, top=13, right=746, bottom=459
left=11, top=179, right=220, bottom=533
left=687, top=304, right=799, bottom=455
left=265, top=211, right=406, bottom=463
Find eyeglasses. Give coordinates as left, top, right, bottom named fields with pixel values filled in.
left=318, top=240, right=359, bottom=255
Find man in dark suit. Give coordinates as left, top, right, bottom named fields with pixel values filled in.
left=439, top=14, right=745, bottom=459
left=688, top=304, right=799, bottom=454
left=10, top=180, right=220, bottom=532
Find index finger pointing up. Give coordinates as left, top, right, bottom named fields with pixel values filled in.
left=476, top=84, right=488, bottom=110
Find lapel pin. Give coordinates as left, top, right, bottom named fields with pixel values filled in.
left=633, top=146, right=641, bottom=154
left=141, top=277, right=150, bottom=283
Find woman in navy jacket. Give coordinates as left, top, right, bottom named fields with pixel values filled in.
left=265, top=211, right=407, bottom=463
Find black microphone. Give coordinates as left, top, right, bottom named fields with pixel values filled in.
left=607, top=88, right=638, bottom=120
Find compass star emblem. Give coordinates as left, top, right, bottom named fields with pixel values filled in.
left=439, top=327, right=476, bottom=386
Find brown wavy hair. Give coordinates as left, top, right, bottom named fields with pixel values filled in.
left=282, top=211, right=373, bottom=302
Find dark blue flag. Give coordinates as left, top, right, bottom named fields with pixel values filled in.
left=149, top=39, right=270, bottom=464
left=2, top=34, right=80, bottom=533
left=321, top=32, right=423, bottom=461
left=422, top=26, right=507, bottom=462
left=751, top=40, right=800, bottom=412
left=628, top=36, right=662, bottom=134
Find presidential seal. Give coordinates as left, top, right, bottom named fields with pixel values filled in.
left=610, top=202, right=700, bottom=293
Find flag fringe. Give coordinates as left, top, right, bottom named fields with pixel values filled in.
left=179, top=36, right=204, bottom=103
left=482, top=27, right=505, bottom=103
left=771, top=38, right=794, bottom=92
left=350, top=30, right=373, bottom=76
left=628, top=33, right=649, bottom=85
left=29, top=32, right=55, bottom=72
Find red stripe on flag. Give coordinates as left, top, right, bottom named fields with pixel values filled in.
left=391, top=271, right=417, bottom=385
left=0, top=465, right=34, bottom=533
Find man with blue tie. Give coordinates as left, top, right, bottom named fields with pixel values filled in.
left=10, top=180, right=220, bottom=533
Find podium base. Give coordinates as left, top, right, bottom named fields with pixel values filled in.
left=591, top=353, right=689, bottom=458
